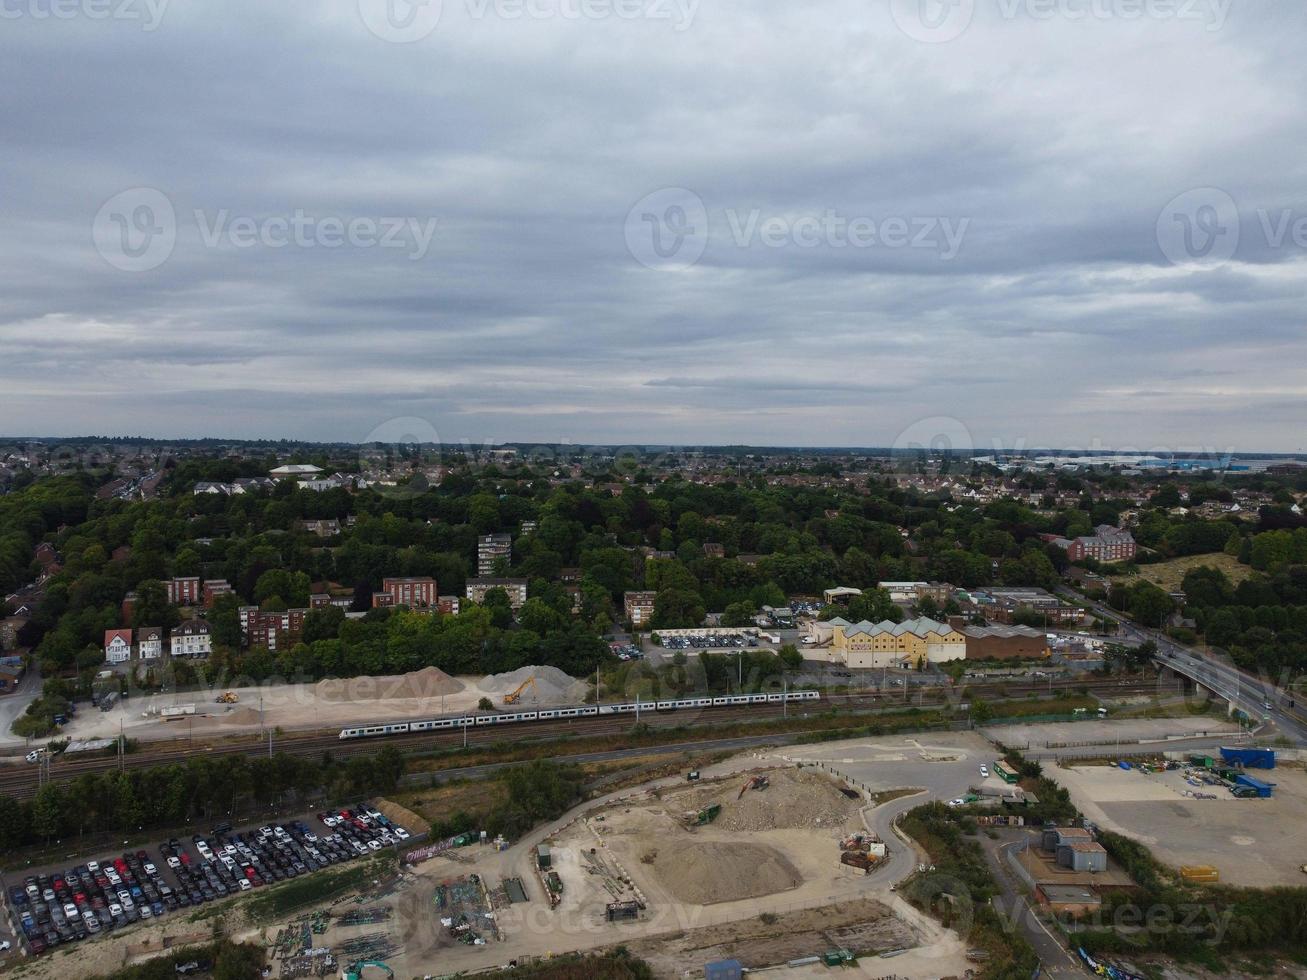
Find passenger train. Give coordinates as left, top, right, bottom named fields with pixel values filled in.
left=338, top=689, right=821, bottom=740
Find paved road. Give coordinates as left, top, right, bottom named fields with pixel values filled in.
left=980, top=831, right=1085, bottom=979
left=1060, top=586, right=1307, bottom=745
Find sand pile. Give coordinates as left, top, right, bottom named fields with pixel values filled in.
left=680, top=769, right=860, bottom=833
left=316, top=666, right=464, bottom=703
left=479, top=666, right=587, bottom=703
left=654, top=841, right=801, bottom=905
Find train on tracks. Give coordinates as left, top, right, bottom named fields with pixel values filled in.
left=338, top=689, right=821, bottom=740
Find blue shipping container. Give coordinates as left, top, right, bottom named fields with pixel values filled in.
left=1221, top=746, right=1277, bottom=769
left=705, top=960, right=743, bottom=980
left=1235, top=774, right=1274, bottom=797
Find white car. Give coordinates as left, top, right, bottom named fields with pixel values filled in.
left=139, top=904, right=153, bottom=919
left=979, top=765, right=990, bottom=778
left=946, top=798, right=965, bottom=807
left=303, top=832, right=318, bottom=843
left=366, top=840, right=381, bottom=851
left=86, top=861, right=100, bottom=873
left=394, top=828, right=410, bottom=840
left=167, top=856, right=182, bottom=870
left=143, top=862, right=158, bottom=876
left=238, top=879, right=251, bottom=891
left=0, top=940, right=11, bottom=951
left=63, top=902, right=79, bottom=919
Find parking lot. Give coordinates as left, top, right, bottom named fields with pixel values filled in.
left=2, top=804, right=411, bottom=957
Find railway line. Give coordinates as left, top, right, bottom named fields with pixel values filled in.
left=0, top=677, right=1167, bottom=800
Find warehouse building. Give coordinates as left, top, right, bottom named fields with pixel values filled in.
left=963, top=623, right=1050, bottom=660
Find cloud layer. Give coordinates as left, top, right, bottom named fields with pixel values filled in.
left=1, top=0, right=1305, bottom=452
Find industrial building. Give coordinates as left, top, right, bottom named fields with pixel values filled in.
left=806, top=616, right=966, bottom=668
left=962, top=623, right=1050, bottom=660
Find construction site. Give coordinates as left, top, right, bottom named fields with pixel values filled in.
left=368, top=742, right=977, bottom=978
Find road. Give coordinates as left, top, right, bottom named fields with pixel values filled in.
left=1060, top=586, right=1307, bottom=745
left=980, top=832, right=1085, bottom=980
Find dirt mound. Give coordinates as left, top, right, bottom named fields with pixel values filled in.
left=654, top=841, right=801, bottom=905
left=479, top=665, right=586, bottom=702
left=316, top=666, right=463, bottom=703
left=677, top=768, right=861, bottom=833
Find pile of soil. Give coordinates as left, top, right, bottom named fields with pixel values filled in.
left=316, top=666, right=463, bottom=703
left=678, top=769, right=861, bottom=833
left=654, top=841, right=802, bottom=905
left=479, top=665, right=587, bottom=702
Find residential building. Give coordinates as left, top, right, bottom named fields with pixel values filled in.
left=437, top=595, right=461, bottom=615
left=702, top=543, right=725, bottom=559
left=0, top=615, right=27, bottom=651
left=203, top=579, right=234, bottom=608
left=299, top=518, right=341, bottom=537
left=170, top=619, right=212, bottom=658
left=372, top=576, right=438, bottom=609
left=477, top=534, right=513, bottom=576
left=309, top=592, right=352, bottom=610
left=1046, top=525, right=1137, bottom=563
left=962, top=624, right=1050, bottom=660
left=238, top=606, right=308, bottom=651
left=624, top=590, right=657, bottom=627
left=964, top=587, right=1083, bottom=625
left=467, top=577, right=528, bottom=610
left=104, top=628, right=133, bottom=664
left=137, top=626, right=165, bottom=660
left=166, top=576, right=201, bottom=606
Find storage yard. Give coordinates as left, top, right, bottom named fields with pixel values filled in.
left=1050, top=751, right=1307, bottom=887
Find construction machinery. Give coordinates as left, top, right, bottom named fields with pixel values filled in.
left=695, top=804, right=721, bottom=826
left=737, top=774, right=769, bottom=799
left=215, top=691, right=239, bottom=704
left=503, top=676, right=537, bottom=705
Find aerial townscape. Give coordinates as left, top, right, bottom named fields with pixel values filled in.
left=3, top=0, right=1304, bottom=979
left=2, top=439, right=1307, bottom=980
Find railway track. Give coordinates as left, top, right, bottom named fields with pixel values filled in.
left=0, top=677, right=1166, bottom=800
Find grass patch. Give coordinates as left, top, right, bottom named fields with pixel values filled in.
left=244, top=850, right=395, bottom=920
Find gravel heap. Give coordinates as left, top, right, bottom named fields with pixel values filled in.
left=479, top=665, right=588, bottom=703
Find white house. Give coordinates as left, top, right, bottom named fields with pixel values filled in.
left=170, top=619, right=212, bottom=658
left=137, top=626, right=164, bottom=660
left=104, top=629, right=132, bottom=664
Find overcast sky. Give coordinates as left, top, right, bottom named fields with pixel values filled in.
left=2, top=0, right=1305, bottom=453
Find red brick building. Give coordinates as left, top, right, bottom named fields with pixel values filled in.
left=372, top=576, right=438, bottom=609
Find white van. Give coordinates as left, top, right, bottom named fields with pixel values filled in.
left=25, top=749, right=45, bottom=764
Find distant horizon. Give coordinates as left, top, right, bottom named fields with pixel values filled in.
left=2, top=433, right=1304, bottom=461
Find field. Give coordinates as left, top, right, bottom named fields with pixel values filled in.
left=1115, top=552, right=1253, bottom=593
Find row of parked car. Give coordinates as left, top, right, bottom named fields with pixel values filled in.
left=660, top=632, right=757, bottom=650
left=6, top=805, right=410, bottom=955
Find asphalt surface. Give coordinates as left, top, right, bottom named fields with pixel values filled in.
left=1060, top=586, right=1307, bottom=745
left=981, top=831, right=1085, bottom=980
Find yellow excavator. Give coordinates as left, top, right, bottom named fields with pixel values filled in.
left=503, top=676, right=538, bottom=705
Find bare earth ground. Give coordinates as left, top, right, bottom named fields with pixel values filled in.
left=1050, top=760, right=1307, bottom=887
left=0, top=664, right=587, bottom=749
